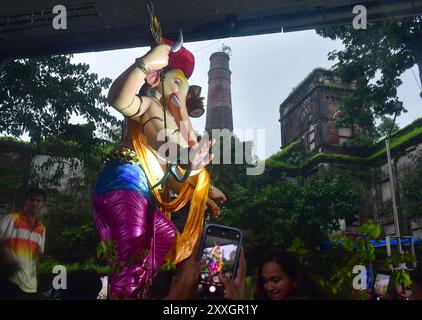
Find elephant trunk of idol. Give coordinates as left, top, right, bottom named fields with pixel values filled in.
left=168, top=93, right=198, bottom=149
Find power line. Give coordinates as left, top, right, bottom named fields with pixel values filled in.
left=193, top=39, right=223, bottom=53
left=410, top=66, right=422, bottom=91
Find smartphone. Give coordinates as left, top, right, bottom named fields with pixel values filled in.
left=198, top=224, right=242, bottom=299
left=373, top=273, right=391, bottom=298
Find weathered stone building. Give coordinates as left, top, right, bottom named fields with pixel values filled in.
left=277, top=68, right=422, bottom=239
left=279, top=68, right=359, bottom=152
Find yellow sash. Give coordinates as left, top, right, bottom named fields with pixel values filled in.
left=128, top=119, right=210, bottom=264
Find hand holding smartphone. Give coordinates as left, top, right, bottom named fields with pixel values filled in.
left=197, top=224, right=243, bottom=299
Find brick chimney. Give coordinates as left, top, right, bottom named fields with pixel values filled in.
left=205, top=51, right=233, bottom=132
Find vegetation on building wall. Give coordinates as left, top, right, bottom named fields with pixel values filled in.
left=400, top=156, right=422, bottom=218
left=266, top=117, right=422, bottom=173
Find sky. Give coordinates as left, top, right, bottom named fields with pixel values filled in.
left=72, top=29, right=422, bottom=159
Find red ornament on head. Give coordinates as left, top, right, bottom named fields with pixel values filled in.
left=162, top=38, right=195, bottom=79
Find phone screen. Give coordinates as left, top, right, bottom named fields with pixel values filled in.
left=374, top=273, right=391, bottom=297
left=198, top=224, right=242, bottom=298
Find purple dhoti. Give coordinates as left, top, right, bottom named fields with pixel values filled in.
left=92, top=160, right=176, bottom=299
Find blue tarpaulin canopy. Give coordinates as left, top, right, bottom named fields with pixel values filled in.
left=321, top=237, right=421, bottom=248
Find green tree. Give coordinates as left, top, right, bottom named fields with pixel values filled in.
left=287, top=223, right=414, bottom=299
left=205, top=134, right=253, bottom=195
left=315, top=223, right=413, bottom=299
left=0, top=54, right=122, bottom=190
left=342, top=115, right=402, bottom=148
left=317, top=16, right=422, bottom=130
left=43, top=191, right=98, bottom=263
left=0, top=55, right=122, bottom=266
left=375, top=116, right=400, bottom=140
left=346, top=115, right=401, bottom=148
left=221, top=170, right=364, bottom=268
left=0, top=55, right=118, bottom=144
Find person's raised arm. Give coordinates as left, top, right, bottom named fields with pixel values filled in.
left=219, top=248, right=246, bottom=300
left=163, top=231, right=204, bottom=300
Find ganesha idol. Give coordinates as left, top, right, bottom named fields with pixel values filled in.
left=92, top=35, right=226, bottom=299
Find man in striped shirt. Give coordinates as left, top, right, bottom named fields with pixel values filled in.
left=0, top=187, right=46, bottom=299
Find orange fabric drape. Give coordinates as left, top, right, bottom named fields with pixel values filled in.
left=128, top=120, right=210, bottom=264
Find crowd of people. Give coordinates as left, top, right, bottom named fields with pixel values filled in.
left=0, top=27, right=421, bottom=301
left=156, top=241, right=422, bottom=301
left=1, top=192, right=421, bottom=300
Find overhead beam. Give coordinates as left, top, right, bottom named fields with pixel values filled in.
left=0, top=0, right=421, bottom=60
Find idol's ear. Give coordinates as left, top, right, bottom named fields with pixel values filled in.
left=146, top=70, right=160, bottom=87
left=186, top=85, right=205, bottom=118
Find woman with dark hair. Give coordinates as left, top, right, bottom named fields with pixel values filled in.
left=254, top=251, right=327, bottom=300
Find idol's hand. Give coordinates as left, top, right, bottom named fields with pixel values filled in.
left=186, top=96, right=205, bottom=117
left=206, top=198, right=221, bottom=219
left=141, top=44, right=171, bottom=71
left=187, top=95, right=204, bottom=109
left=209, top=186, right=226, bottom=204
left=186, top=87, right=204, bottom=108
left=188, top=139, right=215, bottom=170
left=186, top=85, right=205, bottom=117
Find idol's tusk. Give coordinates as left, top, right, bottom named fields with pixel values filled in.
left=171, top=95, right=182, bottom=108
left=170, top=30, right=183, bottom=52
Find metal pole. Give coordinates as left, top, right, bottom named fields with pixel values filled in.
left=385, top=138, right=401, bottom=239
